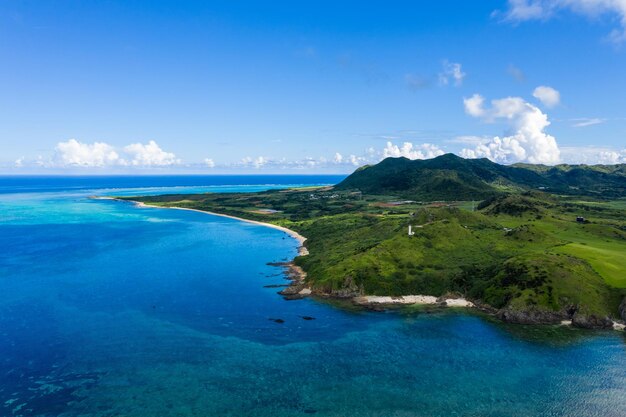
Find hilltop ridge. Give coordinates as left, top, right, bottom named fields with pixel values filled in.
left=335, top=153, right=626, bottom=200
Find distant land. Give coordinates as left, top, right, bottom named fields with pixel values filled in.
left=124, top=154, right=626, bottom=330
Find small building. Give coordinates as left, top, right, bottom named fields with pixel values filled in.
left=408, top=225, right=415, bottom=236
left=576, top=216, right=585, bottom=223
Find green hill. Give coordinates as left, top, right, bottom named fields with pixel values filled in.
left=335, top=153, right=626, bottom=200
left=125, top=155, right=626, bottom=329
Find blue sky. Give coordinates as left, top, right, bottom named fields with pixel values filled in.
left=1, top=0, right=625, bottom=173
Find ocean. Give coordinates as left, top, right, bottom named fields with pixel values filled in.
left=0, top=175, right=624, bottom=417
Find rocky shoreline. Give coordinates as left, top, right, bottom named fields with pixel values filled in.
left=496, top=306, right=625, bottom=330
left=266, top=261, right=626, bottom=331
left=267, top=261, right=312, bottom=300
left=106, top=197, right=626, bottom=332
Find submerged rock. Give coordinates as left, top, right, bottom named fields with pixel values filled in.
left=497, top=307, right=567, bottom=325
left=571, top=313, right=614, bottom=329
left=269, top=318, right=285, bottom=324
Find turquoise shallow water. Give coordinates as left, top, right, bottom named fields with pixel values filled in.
left=0, top=176, right=624, bottom=417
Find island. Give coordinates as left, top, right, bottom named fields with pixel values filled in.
left=119, top=154, right=626, bottom=330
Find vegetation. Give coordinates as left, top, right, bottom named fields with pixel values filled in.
left=336, top=153, right=626, bottom=199
left=125, top=155, right=626, bottom=323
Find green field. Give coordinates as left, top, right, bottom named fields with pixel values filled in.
left=127, top=188, right=626, bottom=322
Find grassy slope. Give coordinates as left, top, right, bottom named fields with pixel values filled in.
left=127, top=190, right=626, bottom=318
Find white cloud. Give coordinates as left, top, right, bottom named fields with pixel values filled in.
left=533, top=85, right=560, bottom=107
left=461, top=93, right=561, bottom=164
left=53, top=139, right=178, bottom=167
left=55, top=139, right=122, bottom=167
left=439, top=61, right=466, bottom=86
left=333, top=152, right=343, bottom=163
left=448, top=135, right=491, bottom=145
left=501, top=0, right=626, bottom=42
left=571, top=117, right=607, bottom=127
left=123, top=140, right=179, bottom=166
left=464, top=94, right=486, bottom=117
left=560, top=146, right=626, bottom=164
left=204, top=158, right=215, bottom=168
left=502, top=0, right=548, bottom=20
left=241, top=156, right=268, bottom=168
left=348, top=154, right=366, bottom=166
left=14, top=157, right=24, bottom=167
left=382, top=141, right=446, bottom=160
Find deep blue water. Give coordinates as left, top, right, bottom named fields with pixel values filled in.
left=0, top=176, right=624, bottom=417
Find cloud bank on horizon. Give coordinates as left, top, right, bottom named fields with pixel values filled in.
left=3, top=1, right=626, bottom=173
left=12, top=85, right=625, bottom=172
left=50, top=139, right=179, bottom=168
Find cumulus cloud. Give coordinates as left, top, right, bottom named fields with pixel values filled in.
left=204, top=158, right=215, bottom=168
left=438, top=61, right=466, bottom=86
left=252, top=142, right=446, bottom=172
left=464, top=94, right=486, bottom=117
left=241, top=156, right=268, bottom=168
left=347, top=154, right=366, bottom=166
left=55, top=139, right=122, bottom=167
left=123, top=140, right=179, bottom=166
left=382, top=141, right=445, bottom=160
left=53, top=139, right=178, bottom=167
left=560, top=146, right=626, bottom=164
left=533, top=85, right=560, bottom=107
left=500, top=0, right=626, bottom=42
left=461, top=92, right=561, bottom=164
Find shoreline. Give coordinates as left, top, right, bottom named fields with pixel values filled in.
left=96, top=196, right=625, bottom=331
left=97, top=196, right=312, bottom=298
left=95, top=196, right=308, bottom=256
left=136, top=201, right=310, bottom=256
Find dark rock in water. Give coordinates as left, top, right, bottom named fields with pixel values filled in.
left=571, top=313, right=614, bottom=329
left=269, top=318, right=285, bottom=324
left=278, top=285, right=304, bottom=296
left=619, top=297, right=626, bottom=322
left=303, top=408, right=317, bottom=414
left=267, top=261, right=290, bottom=267
left=497, top=307, right=567, bottom=325
left=361, top=304, right=386, bottom=312
left=282, top=293, right=306, bottom=301
left=300, top=316, right=315, bottom=320
left=263, top=284, right=289, bottom=288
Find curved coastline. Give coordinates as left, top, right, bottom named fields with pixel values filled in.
left=97, top=196, right=312, bottom=298
left=94, top=196, right=308, bottom=255
left=137, top=200, right=309, bottom=256
left=94, top=196, right=625, bottom=331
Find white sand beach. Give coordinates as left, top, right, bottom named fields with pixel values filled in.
left=353, top=295, right=474, bottom=307
left=102, top=198, right=309, bottom=256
